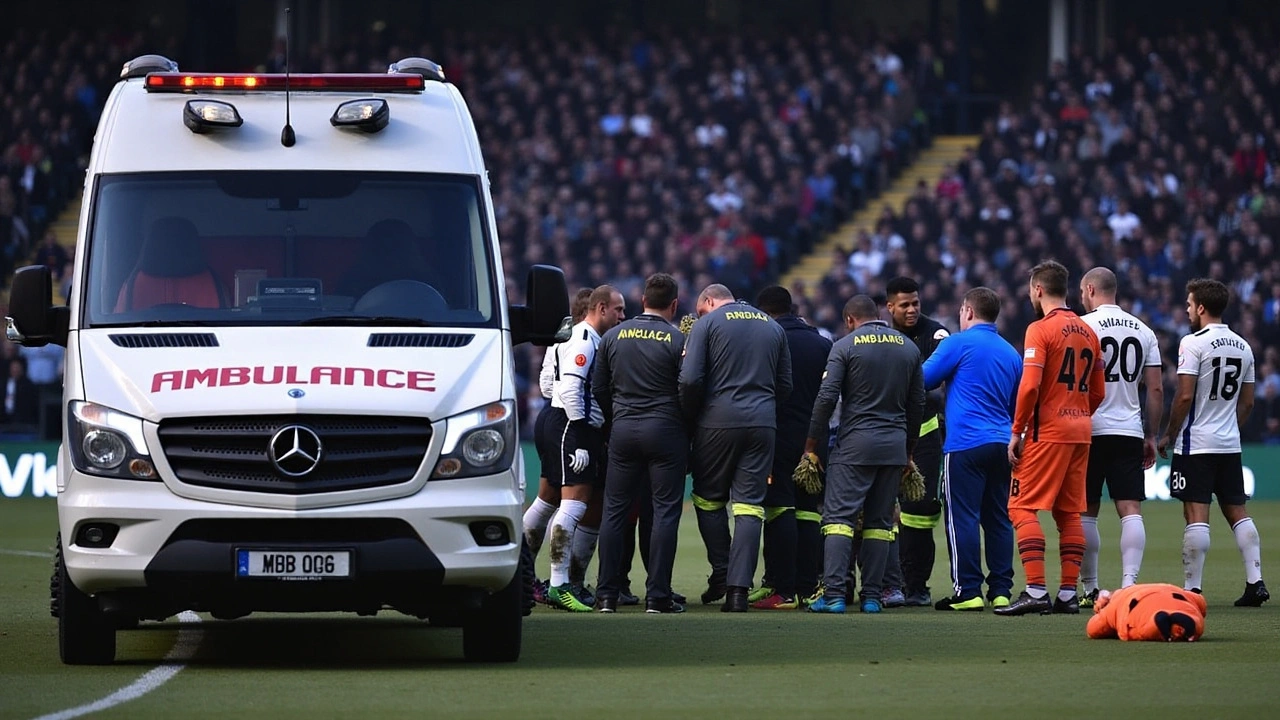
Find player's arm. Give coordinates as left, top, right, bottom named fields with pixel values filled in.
left=806, top=344, right=846, bottom=453
left=1010, top=326, right=1046, bottom=465
left=1237, top=381, right=1255, bottom=430
left=921, top=333, right=960, bottom=390
left=1087, top=337, right=1106, bottom=413
left=1141, top=364, right=1164, bottom=469
left=591, top=336, right=614, bottom=425
left=1159, top=337, right=1200, bottom=458
left=553, top=340, right=594, bottom=423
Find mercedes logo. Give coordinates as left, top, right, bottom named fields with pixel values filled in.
left=268, top=425, right=323, bottom=477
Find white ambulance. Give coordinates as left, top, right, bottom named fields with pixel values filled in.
left=5, top=54, right=568, bottom=665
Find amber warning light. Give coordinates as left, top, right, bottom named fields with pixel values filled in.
left=144, top=73, right=425, bottom=93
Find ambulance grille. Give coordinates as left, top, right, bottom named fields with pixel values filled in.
left=110, top=333, right=220, bottom=348
left=157, top=415, right=433, bottom=494
left=367, top=333, right=474, bottom=348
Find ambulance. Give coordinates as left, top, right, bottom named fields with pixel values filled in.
left=5, top=54, right=568, bottom=664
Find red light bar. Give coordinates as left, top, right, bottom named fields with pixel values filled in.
left=144, top=73, right=425, bottom=93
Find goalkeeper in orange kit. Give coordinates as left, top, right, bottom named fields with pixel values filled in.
left=1086, top=583, right=1208, bottom=641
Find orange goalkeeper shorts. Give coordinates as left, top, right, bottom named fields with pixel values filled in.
left=1008, top=440, right=1089, bottom=513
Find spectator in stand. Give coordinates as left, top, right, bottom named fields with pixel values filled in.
left=33, top=228, right=68, bottom=280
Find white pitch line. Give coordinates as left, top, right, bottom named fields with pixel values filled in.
left=0, top=549, right=52, bottom=558
left=32, top=611, right=203, bottom=720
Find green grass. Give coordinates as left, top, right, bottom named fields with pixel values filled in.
left=3, top=498, right=1279, bottom=719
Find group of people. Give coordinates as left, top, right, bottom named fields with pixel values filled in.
left=521, top=261, right=1269, bottom=619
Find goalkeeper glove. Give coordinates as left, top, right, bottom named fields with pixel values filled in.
left=794, top=451, right=824, bottom=494
left=678, top=313, right=698, bottom=336
left=901, top=461, right=927, bottom=502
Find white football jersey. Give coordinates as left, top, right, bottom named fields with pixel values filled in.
left=539, top=347, right=556, bottom=399
left=1175, top=323, right=1255, bottom=455
left=550, top=321, right=605, bottom=427
left=1084, top=304, right=1162, bottom=438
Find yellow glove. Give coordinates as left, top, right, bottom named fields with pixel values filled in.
left=678, top=313, right=698, bottom=336
left=901, top=461, right=927, bottom=502
left=793, top=451, right=824, bottom=494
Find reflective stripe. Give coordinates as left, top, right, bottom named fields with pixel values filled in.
left=732, top=503, right=765, bottom=519
left=796, top=510, right=822, bottom=523
left=900, top=512, right=941, bottom=529
left=919, top=415, right=940, bottom=437
left=764, top=506, right=794, bottom=523
left=821, top=523, right=855, bottom=538
left=692, top=494, right=726, bottom=512
left=863, top=528, right=895, bottom=542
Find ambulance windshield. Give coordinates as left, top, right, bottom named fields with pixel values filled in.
left=82, top=171, right=499, bottom=328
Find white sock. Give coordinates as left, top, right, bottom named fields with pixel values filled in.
left=1026, top=585, right=1048, bottom=599
left=548, top=499, right=587, bottom=587
left=1119, top=514, right=1145, bottom=588
left=569, top=525, right=599, bottom=586
left=1080, top=515, right=1100, bottom=593
left=1182, top=523, right=1211, bottom=591
left=522, top=497, right=558, bottom=555
left=1232, top=517, right=1263, bottom=584
left=1058, top=588, right=1077, bottom=602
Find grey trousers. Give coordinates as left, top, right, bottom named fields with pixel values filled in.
left=821, top=463, right=900, bottom=601
left=690, top=426, right=776, bottom=589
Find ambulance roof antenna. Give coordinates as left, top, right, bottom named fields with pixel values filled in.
left=280, top=6, right=296, bottom=148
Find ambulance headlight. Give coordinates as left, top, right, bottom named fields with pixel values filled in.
left=432, top=401, right=516, bottom=479
left=67, top=402, right=157, bottom=480
left=330, top=99, right=389, bottom=133
left=183, top=99, right=243, bottom=134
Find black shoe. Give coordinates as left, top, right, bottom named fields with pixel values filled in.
left=597, top=596, right=618, bottom=613
left=1046, top=595, right=1079, bottom=614
left=1235, top=580, right=1271, bottom=607
left=1190, top=587, right=1203, bottom=594
left=618, top=587, right=640, bottom=606
left=701, top=576, right=727, bottom=605
left=645, top=597, right=685, bottom=614
left=721, top=586, right=749, bottom=613
left=672, top=591, right=687, bottom=605
left=992, top=591, right=1053, bottom=616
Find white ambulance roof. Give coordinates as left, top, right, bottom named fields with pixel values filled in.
left=93, top=78, right=484, bottom=175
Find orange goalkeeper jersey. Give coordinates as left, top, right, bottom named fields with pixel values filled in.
left=1086, top=583, right=1208, bottom=641
left=1013, top=307, right=1105, bottom=444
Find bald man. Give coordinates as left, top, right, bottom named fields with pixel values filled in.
left=1079, top=267, right=1163, bottom=605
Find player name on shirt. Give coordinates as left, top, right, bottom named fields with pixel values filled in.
left=1210, top=336, right=1248, bottom=352
left=1097, top=316, right=1141, bottom=331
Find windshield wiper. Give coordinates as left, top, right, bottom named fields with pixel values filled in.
left=297, top=315, right=431, bottom=327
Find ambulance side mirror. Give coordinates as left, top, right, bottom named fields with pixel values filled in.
left=6, top=265, right=69, bottom=348
left=511, top=265, right=570, bottom=347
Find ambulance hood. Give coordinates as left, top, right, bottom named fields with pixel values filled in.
left=74, top=326, right=508, bottom=421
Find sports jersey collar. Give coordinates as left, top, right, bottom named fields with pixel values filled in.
left=575, top=320, right=602, bottom=342
left=969, top=322, right=998, bottom=333
left=1098, top=304, right=1121, bottom=311
left=636, top=313, right=672, bottom=324
left=862, top=320, right=889, bottom=328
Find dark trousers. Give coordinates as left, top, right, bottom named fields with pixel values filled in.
left=691, top=426, right=775, bottom=589
left=942, top=443, right=1015, bottom=600
left=898, top=429, right=942, bottom=593
left=822, top=464, right=900, bottom=600
left=596, top=418, right=687, bottom=601
left=619, top=493, right=654, bottom=589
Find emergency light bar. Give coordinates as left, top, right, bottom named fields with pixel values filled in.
left=144, top=73, right=425, bottom=93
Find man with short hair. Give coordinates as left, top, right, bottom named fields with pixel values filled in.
left=883, top=276, right=950, bottom=607
left=525, top=288, right=594, bottom=605
left=1079, top=267, right=1164, bottom=603
left=679, top=284, right=793, bottom=612
left=747, top=285, right=833, bottom=609
left=1159, top=279, right=1269, bottom=606
left=542, top=285, right=626, bottom=611
left=593, top=274, right=688, bottom=613
left=923, top=287, right=1022, bottom=610
left=997, top=261, right=1105, bottom=616
left=806, top=295, right=925, bottom=614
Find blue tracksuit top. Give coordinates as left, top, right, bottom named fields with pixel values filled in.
left=921, top=323, right=1023, bottom=454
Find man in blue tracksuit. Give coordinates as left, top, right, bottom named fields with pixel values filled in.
left=922, top=287, right=1023, bottom=610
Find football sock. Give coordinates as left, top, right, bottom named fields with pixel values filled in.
left=569, top=524, right=599, bottom=586
left=548, top=499, right=587, bottom=587
left=1053, top=508, right=1085, bottom=597
left=1010, top=508, right=1046, bottom=590
left=1119, top=514, right=1146, bottom=588
left=1182, top=522, right=1210, bottom=591
left=522, top=497, right=557, bottom=555
left=1232, top=517, right=1263, bottom=584
left=1079, top=515, right=1100, bottom=593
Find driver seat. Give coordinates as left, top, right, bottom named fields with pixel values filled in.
left=115, top=217, right=227, bottom=312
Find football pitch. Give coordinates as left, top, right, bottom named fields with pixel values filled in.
left=2, top=498, right=1277, bottom=719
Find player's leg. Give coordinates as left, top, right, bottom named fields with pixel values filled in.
left=724, top=427, right=774, bottom=612
left=524, top=408, right=562, bottom=558
left=978, top=442, right=1015, bottom=606
left=1079, top=436, right=1110, bottom=603
left=546, top=423, right=602, bottom=612
left=594, top=424, right=643, bottom=612
left=899, top=432, right=942, bottom=605
left=937, top=450, right=986, bottom=610
left=1109, top=437, right=1147, bottom=590
left=1047, top=443, right=1090, bottom=613
left=994, top=439, right=1062, bottom=616
left=754, top=456, right=799, bottom=609
left=691, top=427, right=733, bottom=604
left=1171, top=454, right=1212, bottom=593
left=811, top=463, right=869, bottom=613
left=795, top=480, right=824, bottom=605
left=855, top=466, right=901, bottom=614
left=1216, top=453, right=1269, bottom=606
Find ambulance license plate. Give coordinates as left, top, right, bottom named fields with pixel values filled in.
left=236, top=550, right=351, bottom=579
